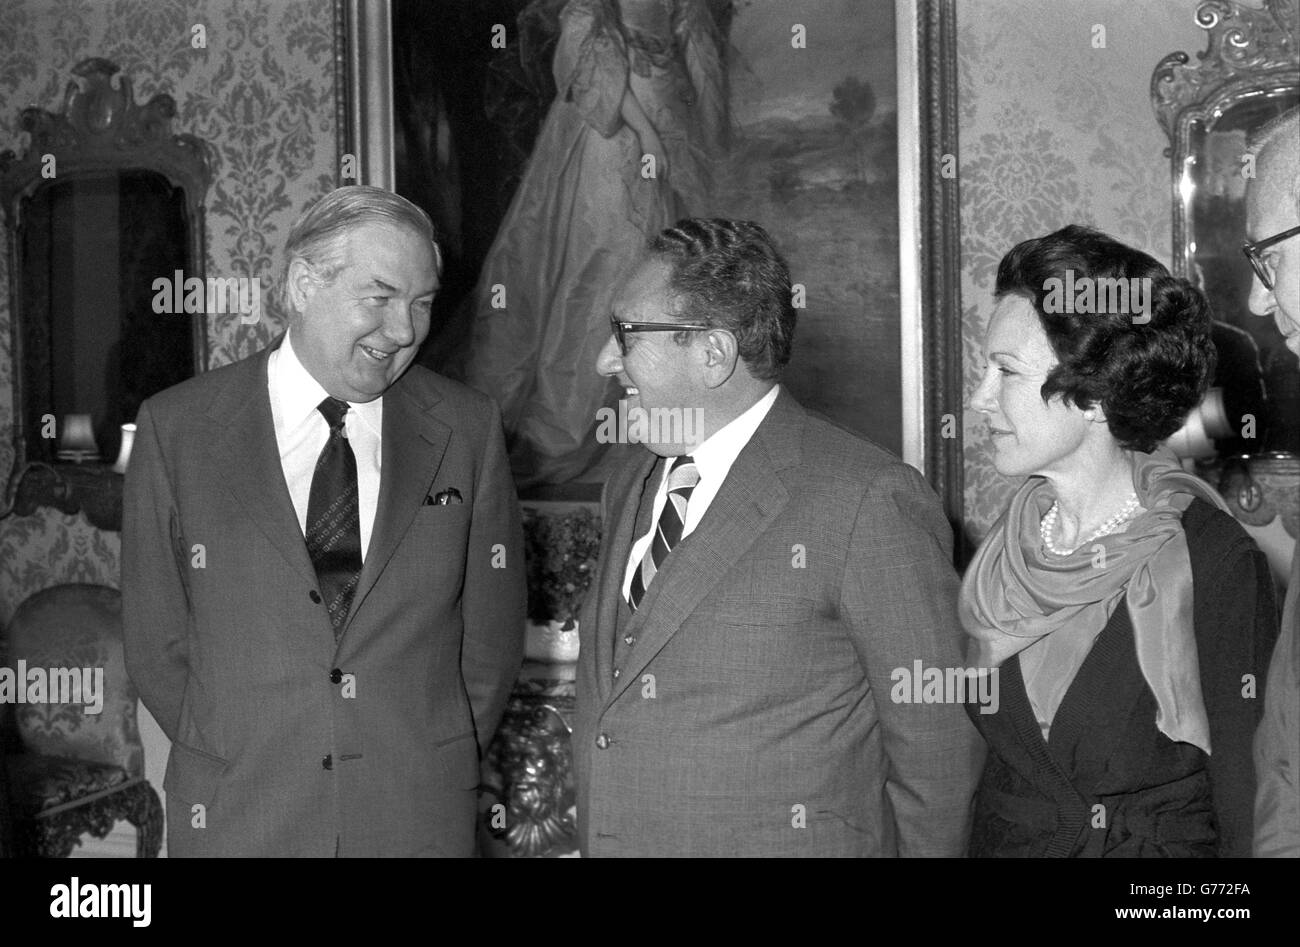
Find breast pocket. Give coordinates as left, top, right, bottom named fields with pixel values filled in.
left=412, top=503, right=472, bottom=534
left=713, top=596, right=818, bottom=627
left=710, top=559, right=822, bottom=626
left=404, top=505, right=474, bottom=583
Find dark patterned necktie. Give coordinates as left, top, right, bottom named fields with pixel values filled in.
left=306, top=397, right=362, bottom=636
left=627, top=455, right=700, bottom=612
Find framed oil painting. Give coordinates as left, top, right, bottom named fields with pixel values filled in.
left=338, top=0, right=962, bottom=530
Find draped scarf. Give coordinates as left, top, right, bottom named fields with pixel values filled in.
left=960, top=448, right=1229, bottom=753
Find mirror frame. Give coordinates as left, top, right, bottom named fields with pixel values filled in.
left=0, top=57, right=213, bottom=469
left=1152, top=0, right=1300, bottom=282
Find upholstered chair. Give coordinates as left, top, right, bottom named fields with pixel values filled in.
left=2, top=583, right=161, bottom=856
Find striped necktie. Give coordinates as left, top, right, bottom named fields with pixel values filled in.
left=628, top=455, right=700, bottom=612
left=305, top=397, right=362, bottom=636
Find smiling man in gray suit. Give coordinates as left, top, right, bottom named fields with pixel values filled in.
left=123, top=186, right=525, bottom=856
left=575, top=218, right=982, bottom=856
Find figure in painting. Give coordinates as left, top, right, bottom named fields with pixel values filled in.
left=464, top=0, right=728, bottom=486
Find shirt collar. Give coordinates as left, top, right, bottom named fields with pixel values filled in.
left=688, top=383, right=779, bottom=482
left=272, top=330, right=384, bottom=435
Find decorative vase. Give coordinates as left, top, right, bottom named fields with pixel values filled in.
left=524, top=619, right=581, bottom=664
left=1217, top=451, right=1299, bottom=590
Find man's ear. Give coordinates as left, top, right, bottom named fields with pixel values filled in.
left=701, top=328, right=738, bottom=389
left=286, top=257, right=316, bottom=315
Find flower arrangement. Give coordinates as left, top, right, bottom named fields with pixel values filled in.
left=522, top=508, right=602, bottom=630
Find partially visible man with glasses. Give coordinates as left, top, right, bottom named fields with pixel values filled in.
left=1243, top=223, right=1300, bottom=310
left=1247, top=106, right=1300, bottom=858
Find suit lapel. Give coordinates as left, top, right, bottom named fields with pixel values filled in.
left=206, top=343, right=318, bottom=588
left=592, top=450, right=660, bottom=706
left=603, top=389, right=801, bottom=708
left=343, top=376, right=450, bottom=634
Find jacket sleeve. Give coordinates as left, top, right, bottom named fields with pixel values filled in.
left=460, top=399, right=526, bottom=758
left=841, top=462, right=985, bottom=856
left=121, top=400, right=191, bottom=742
left=1254, top=551, right=1300, bottom=857
left=1199, top=538, right=1278, bottom=857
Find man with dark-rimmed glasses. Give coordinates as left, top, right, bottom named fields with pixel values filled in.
left=573, top=217, right=981, bottom=857
left=1247, top=106, right=1300, bottom=858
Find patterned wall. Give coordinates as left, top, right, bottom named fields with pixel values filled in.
left=956, top=0, right=1208, bottom=539
left=0, top=0, right=337, bottom=624
left=0, top=0, right=1223, bottom=618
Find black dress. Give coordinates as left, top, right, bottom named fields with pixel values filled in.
left=967, top=498, right=1278, bottom=857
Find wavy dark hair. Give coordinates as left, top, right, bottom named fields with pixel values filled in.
left=648, top=218, right=796, bottom=381
left=995, top=224, right=1215, bottom=452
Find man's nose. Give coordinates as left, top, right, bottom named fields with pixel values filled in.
left=384, top=304, right=417, bottom=347
left=595, top=334, right=622, bottom=376
left=1247, top=272, right=1274, bottom=317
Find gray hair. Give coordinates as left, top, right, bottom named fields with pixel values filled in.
left=1249, top=106, right=1300, bottom=217
left=279, top=185, right=441, bottom=313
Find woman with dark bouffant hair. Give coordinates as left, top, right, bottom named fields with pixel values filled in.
left=963, top=224, right=1279, bottom=857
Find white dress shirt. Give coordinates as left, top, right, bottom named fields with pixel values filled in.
left=621, top=384, right=780, bottom=600
left=267, top=332, right=383, bottom=561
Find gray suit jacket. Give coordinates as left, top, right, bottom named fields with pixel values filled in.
left=575, top=389, right=982, bottom=856
left=122, top=342, right=525, bottom=856
left=1254, top=548, right=1300, bottom=857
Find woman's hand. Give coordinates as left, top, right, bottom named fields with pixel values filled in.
left=636, top=124, right=669, bottom=181
left=620, top=89, right=668, bottom=181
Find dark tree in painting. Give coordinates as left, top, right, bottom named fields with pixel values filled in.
left=830, top=76, right=876, bottom=127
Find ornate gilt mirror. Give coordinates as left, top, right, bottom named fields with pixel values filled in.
left=1153, top=0, right=1300, bottom=456
left=1153, top=0, right=1299, bottom=587
left=0, top=58, right=213, bottom=469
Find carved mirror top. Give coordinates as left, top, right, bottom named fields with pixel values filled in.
left=1152, top=0, right=1298, bottom=147
left=0, top=58, right=213, bottom=473
left=0, top=58, right=212, bottom=227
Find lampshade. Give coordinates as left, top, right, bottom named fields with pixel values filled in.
left=57, top=413, right=99, bottom=461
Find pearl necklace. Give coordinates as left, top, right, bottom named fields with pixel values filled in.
left=1039, top=493, right=1140, bottom=557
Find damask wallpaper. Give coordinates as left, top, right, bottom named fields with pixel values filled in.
left=956, top=0, right=1207, bottom=540
left=0, top=0, right=1229, bottom=620
left=0, top=0, right=337, bottom=624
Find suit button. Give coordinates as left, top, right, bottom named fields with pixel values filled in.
left=623, top=635, right=634, bottom=645
left=595, top=734, right=610, bottom=749
left=322, top=754, right=333, bottom=770
left=612, top=668, right=621, bottom=679
left=309, top=590, right=322, bottom=604
left=329, top=668, right=343, bottom=684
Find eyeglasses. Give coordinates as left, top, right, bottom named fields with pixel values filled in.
left=1242, top=224, right=1300, bottom=290
left=609, top=315, right=712, bottom=356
